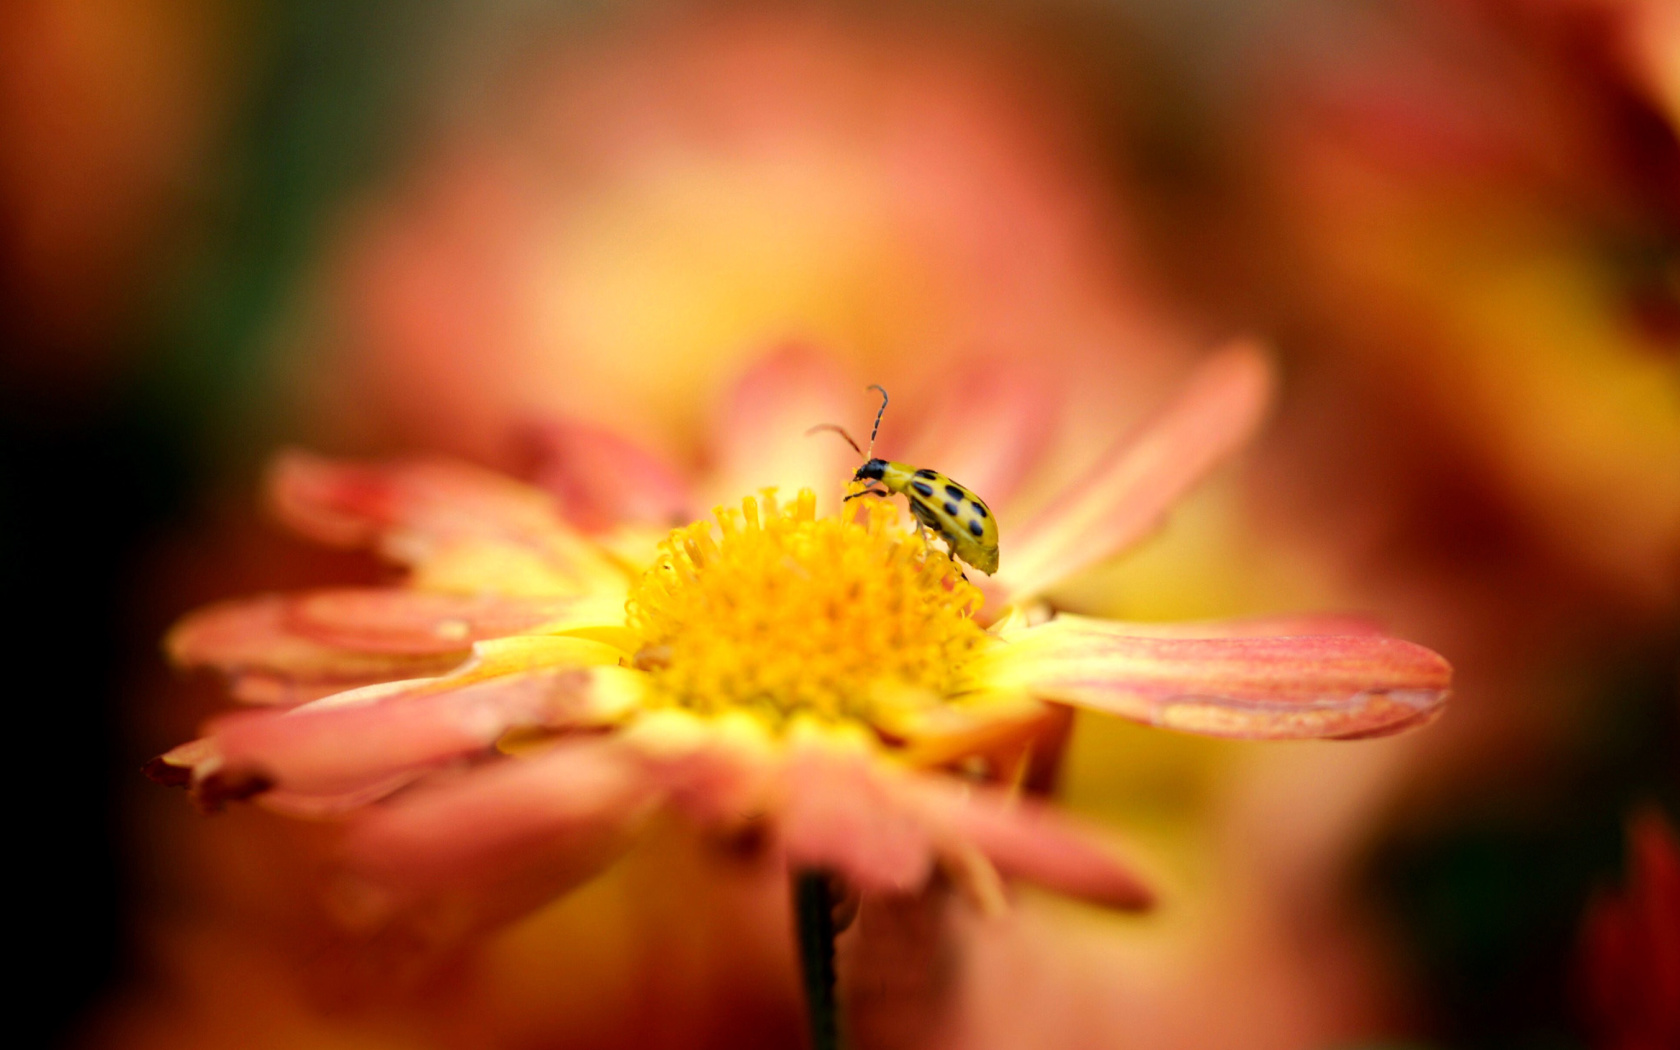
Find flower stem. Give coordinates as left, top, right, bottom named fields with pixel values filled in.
left=794, top=870, right=843, bottom=1050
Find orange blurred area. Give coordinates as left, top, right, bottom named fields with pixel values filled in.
left=7, top=2, right=1675, bottom=1049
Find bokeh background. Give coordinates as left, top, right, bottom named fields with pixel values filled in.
left=6, top=1, right=1675, bottom=1048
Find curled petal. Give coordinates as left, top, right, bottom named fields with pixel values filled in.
left=522, top=420, right=696, bottom=532
left=260, top=774, right=430, bottom=820
left=909, top=780, right=1155, bottom=910
left=995, top=340, right=1275, bottom=600
left=895, top=362, right=1058, bottom=512
left=981, top=614, right=1452, bottom=739
left=166, top=594, right=468, bottom=705
left=709, top=345, right=856, bottom=514
left=1325, top=703, right=1446, bottom=740
left=338, top=740, right=657, bottom=902
left=267, top=450, right=621, bottom=595
left=153, top=638, right=630, bottom=811
left=144, top=734, right=276, bottom=812
left=203, top=668, right=597, bottom=800
left=142, top=737, right=218, bottom=790
left=165, top=589, right=630, bottom=706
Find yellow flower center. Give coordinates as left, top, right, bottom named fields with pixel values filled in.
left=626, top=489, right=988, bottom=729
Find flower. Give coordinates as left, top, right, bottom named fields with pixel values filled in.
left=314, top=7, right=1194, bottom=466
left=149, top=341, right=1451, bottom=933
left=1253, top=0, right=1680, bottom=615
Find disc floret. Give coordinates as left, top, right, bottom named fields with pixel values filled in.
left=627, top=489, right=988, bottom=729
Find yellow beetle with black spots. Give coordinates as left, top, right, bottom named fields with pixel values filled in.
left=810, top=386, right=1000, bottom=576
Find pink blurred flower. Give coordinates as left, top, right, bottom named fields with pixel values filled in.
left=1254, top=0, right=1680, bottom=620
left=300, top=8, right=1191, bottom=467
left=150, top=342, right=1451, bottom=947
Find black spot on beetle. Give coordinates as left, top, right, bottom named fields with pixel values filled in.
left=971, top=501, right=987, bottom=518
left=944, top=483, right=965, bottom=500
left=943, top=501, right=960, bottom=516
left=968, top=519, right=984, bottom=537
left=911, top=480, right=934, bottom=497
left=914, top=468, right=939, bottom=479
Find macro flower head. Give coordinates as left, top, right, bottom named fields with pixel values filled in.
left=149, top=341, right=1452, bottom=937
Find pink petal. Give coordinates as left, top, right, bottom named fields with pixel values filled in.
left=339, top=740, right=656, bottom=897
left=203, top=667, right=597, bottom=799
left=893, top=361, right=1058, bottom=513
left=995, top=340, right=1275, bottom=599
left=270, top=449, right=550, bottom=548
left=1325, top=703, right=1447, bottom=740
left=985, top=615, right=1452, bottom=739
left=226, top=676, right=385, bottom=706
left=909, top=780, right=1155, bottom=911
left=1085, top=613, right=1387, bottom=639
left=780, top=743, right=935, bottom=895
left=141, top=738, right=216, bottom=790
left=709, top=345, right=857, bottom=513
left=260, top=774, right=428, bottom=819
left=167, top=594, right=469, bottom=704
left=284, top=588, right=587, bottom=654
left=777, top=743, right=1153, bottom=908
left=521, top=419, right=696, bottom=532
left=267, top=450, right=609, bottom=581
left=629, top=736, right=779, bottom=828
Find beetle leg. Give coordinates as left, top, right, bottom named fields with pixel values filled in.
left=843, top=487, right=889, bottom=502
left=946, top=545, right=969, bottom=581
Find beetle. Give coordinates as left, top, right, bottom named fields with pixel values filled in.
left=808, top=385, right=999, bottom=576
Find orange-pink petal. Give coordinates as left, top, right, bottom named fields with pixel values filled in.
left=709, top=344, right=857, bottom=513
left=523, top=419, right=696, bottom=532
left=772, top=737, right=1154, bottom=909
left=338, top=740, right=656, bottom=899
left=282, top=588, right=590, bottom=653
left=1083, top=613, right=1387, bottom=639
left=780, top=743, right=936, bottom=895
left=166, top=594, right=469, bottom=705
left=270, top=449, right=552, bottom=549
left=623, top=721, right=1142, bottom=906
left=202, top=667, right=596, bottom=800
left=983, top=614, right=1451, bottom=739
left=995, top=340, right=1275, bottom=599
left=267, top=450, right=614, bottom=590
left=893, top=361, right=1058, bottom=512
left=908, top=779, right=1155, bottom=910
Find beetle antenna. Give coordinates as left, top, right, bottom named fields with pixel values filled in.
left=865, top=384, right=889, bottom=458
left=804, top=423, right=862, bottom=456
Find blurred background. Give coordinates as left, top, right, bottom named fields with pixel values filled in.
left=5, top=1, right=1675, bottom=1048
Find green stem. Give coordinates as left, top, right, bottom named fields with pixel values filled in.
left=794, top=870, right=843, bottom=1050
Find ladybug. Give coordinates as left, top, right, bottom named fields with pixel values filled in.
left=810, top=385, right=1000, bottom=575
